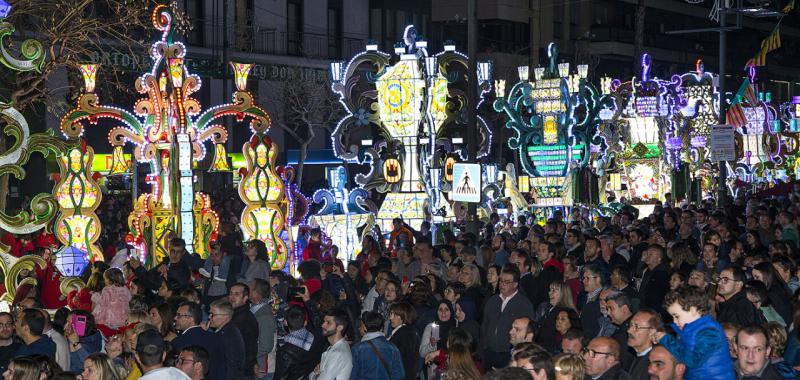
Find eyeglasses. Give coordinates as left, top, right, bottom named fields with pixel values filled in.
left=177, top=357, right=197, bottom=365
left=630, top=324, right=653, bottom=331
left=582, top=347, right=613, bottom=358
left=0, top=323, right=13, bottom=328
left=718, top=277, right=739, bottom=284
left=209, top=313, right=230, bottom=318
left=176, top=314, right=193, bottom=319
left=499, top=280, right=515, bottom=285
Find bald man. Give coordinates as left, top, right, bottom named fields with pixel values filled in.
left=582, top=336, right=633, bottom=380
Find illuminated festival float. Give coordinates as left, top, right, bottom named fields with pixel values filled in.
left=729, top=65, right=781, bottom=184
left=608, top=54, right=683, bottom=207
left=329, top=26, right=493, bottom=232
left=0, top=2, right=96, bottom=301
left=494, top=43, right=612, bottom=223
left=677, top=60, right=720, bottom=200
left=310, top=167, right=376, bottom=262
left=61, top=5, right=271, bottom=267
left=779, top=93, right=800, bottom=180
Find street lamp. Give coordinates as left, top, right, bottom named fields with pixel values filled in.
left=518, top=66, right=529, bottom=81
left=534, top=67, right=545, bottom=81
left=330, top=61, right=344, bottom=83
left=558, top=62, right=570, bottom=78
left=495, top=79, right=506, bottom=98
left=478, top=61, right=492, bottom=83
left=578, top=64, right=588, bottom=79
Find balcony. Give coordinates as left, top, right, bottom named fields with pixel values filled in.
left=253, top=30, right=366, bottom=60
left=183, top=19, right=366, bottom=60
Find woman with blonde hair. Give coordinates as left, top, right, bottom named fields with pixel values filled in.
left=81, top=352, right=127, bottom=380
left=534, top=282, right=576, bottom=352
left=3, top=357, right=40, bottom=380
left=554, top=353, right=585, bottom=380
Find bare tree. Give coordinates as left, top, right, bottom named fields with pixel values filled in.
left=264, top=80, right=342, bottom=189
left=0, top=0, right=178, bottom=220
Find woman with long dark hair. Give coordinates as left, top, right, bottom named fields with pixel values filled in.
left=238, top=239, right=270, bottom=283
left=753, top=262, right=793, bottom=323
left=389, top=302, right=420, bottom=380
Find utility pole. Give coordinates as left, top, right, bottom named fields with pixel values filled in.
left=222, top=0, right=232, bottom=189
left=466, top=0, right=479, bottom=235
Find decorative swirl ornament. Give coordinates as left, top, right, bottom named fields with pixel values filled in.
left=60, top=5, right=272, bottom=265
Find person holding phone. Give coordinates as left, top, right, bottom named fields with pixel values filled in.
left=420, top=300, right=456, bottom=378
left=66, top=310, right=102, bottom=373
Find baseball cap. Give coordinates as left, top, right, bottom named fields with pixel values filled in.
left=135, top=329, right=165, bottom=355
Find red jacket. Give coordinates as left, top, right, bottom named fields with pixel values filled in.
left=36, top=263, right=67, bottom=309
left=302, top=241, right=322, bottom=262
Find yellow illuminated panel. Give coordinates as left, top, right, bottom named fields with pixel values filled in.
left=377, top=60, right=425, bottom=138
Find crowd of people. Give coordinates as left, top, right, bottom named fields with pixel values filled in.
left=2, top=191, right=800, bottom=379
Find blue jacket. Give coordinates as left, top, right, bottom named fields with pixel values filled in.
left=659, top=315, right=735, bottom=380
left=15, top=336, right=55, bottom=358
left=69, top=331, right=102, bottom=373
left=350, top=333, right=404, bottom=380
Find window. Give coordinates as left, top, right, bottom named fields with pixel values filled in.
left=235, top=0, right=254, bottom=51
left=328, top=0, right=343, bottom=58
left=287, top=0, right=303, bottom=56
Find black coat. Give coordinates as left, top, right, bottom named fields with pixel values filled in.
left=628, top=351, right=650, bottom=380
left=535, top=306, right=560, bottom=352
left=738, top=363, right=786, bottom=380
left=718, top=291, right=765, bottom=327
left=580, top=299, right=602, bottom=339
left=610, top=317, right=634, bottom=370
left=274, top=339, right=316, bottom=380
left=231, top=304, right=259, bottom=376
left=590, top=363, right=634, bottom=380
left=389, top=324, right=420, bottom=380
left=217, top=323, right=245, bottom=380
left=639, top=264, right=670, bottom=316
left=171, top=327, right=227, bottom=380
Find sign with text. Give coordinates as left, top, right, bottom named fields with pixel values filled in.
left=710, top=124, right=736, bottom=161
left=452, top=163, right=482, bottom=203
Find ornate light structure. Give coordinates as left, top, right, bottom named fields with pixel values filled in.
left=61, top=5, right=271, bottom=266
left=730, top=65, right=780, bottom=183
left=608, top=54, right=683, bottom=204
left=678, top=59, right=720, bottom=198
left=330, top=26, right=492, bottom=231
left=311, top=167, right=376, bottom=262
left=494, top=43, right=611, bottom=222
left=0, top=3, right=86, bottom=298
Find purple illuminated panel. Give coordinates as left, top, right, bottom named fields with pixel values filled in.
left=635, top=97, right=658, bottom=117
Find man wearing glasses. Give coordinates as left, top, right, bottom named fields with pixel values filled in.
left=626, top=310, right=664, bottom=380
left=176, top=345, right=209, bottom=380
left=582, top=337, right=634, bottom=380
left=716, top=266, right=762, bottom=326
left=171, top=302, right=227, bottom=380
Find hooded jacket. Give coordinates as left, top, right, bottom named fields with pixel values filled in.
left=659, top=315, right=735, bottom=380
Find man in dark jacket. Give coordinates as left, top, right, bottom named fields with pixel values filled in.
left=579, top=264, right=606, bottom=338
left=717, top=266, right=764, bottom=327
left=638, top=245, right=670, bottom=317
left=274, top=306, right=321, bottom=380
left=171, top=302, right=227, bottom=380
left=209, top=300, right=245, bottom=380
left=480, top=265, right=534, bottom=370
left=607, top=292, right=635, bottom=370
left=229, top=283, right=259, bottom=377
left=14, top=309, right=55, bottom=359
left=583, top=337, right=634, bottom=380
left=735, top=326, right=786, bottom=380
left=129, top=237, right=197, bottom=293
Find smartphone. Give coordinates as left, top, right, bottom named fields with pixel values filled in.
left=73, top=315, right=87, bottom=337
left=431, top=323, right=440, bottom=340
